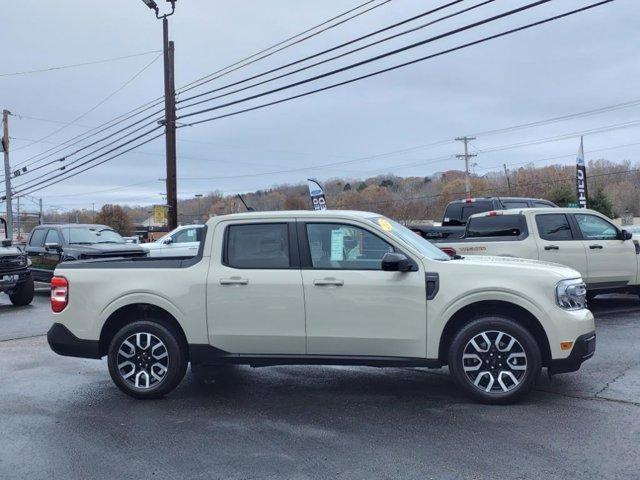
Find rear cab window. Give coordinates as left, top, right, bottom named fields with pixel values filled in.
left=224, top=223, right=291, bottom=269
left=443, top=200, right=494, bottom=226
left=466, top=214, right=528, bottom=239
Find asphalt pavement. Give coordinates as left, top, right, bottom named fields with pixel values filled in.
left=0, top=293, right=639, bottom=480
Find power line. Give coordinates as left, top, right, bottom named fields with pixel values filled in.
left=11, top=52, right=163, bottom=155
left=175, top=0, right=393, bottom=96
left=10, top=0, right=389, bottom=171
left=178, top=1, right=613, bottom=128
left=0, top=50, right=161, bottom=77
left=176, top=0, right=474, bottom=109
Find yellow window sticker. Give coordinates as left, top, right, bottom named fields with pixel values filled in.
left=377, top=218, right=393, bottom=232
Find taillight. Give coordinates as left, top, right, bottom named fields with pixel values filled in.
left=51, top=276, right=69, bottom=313
left=440, top=247, right=457, bottom=257
left=487, top=211, right=503, bottom=216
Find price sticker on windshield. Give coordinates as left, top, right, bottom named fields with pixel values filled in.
left=377, top=218, right=393, bottom=232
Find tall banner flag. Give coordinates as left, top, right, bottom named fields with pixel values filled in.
left=307, top=179, right=327, bottom=210
left=576, top=136, right=588, bottom=209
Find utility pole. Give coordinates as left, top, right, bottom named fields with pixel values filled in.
left=455, top=136, right=477, bottom=199
left=195, top=194, right=203, bottom=223
left=16, top=196, right=20, bottom=241
left=140, top=0, right=178, bottom=230
left=162, top=15, right=177, bottom=230
left=503, top=164, right=512, bottom=194
left=2, top=109, right=13, bottom=239
left=92, top=202, right=95, bottom=222
left=39, top=198, right=43, bottom=225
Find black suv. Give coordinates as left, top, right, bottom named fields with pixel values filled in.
left=25, top=224, right=147, bottom=282
left=0, top=218, right=34, bottom=306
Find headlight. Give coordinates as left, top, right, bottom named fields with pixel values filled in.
left=556, top=279, right=587, bottom=310
left=17, top=255, right=27, bottom=267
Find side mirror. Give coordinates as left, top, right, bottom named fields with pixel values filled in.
left=621, top=229, right=633, bottom=241
left=163, top=238, right=173, bottom=245
left=45, top=242, right=62, bottom=252
left=381, top=252, right=416, bottom=272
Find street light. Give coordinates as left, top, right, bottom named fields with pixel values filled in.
left=139, top=0, right=178, bottom=230
left=195, top=194, right=203, bottom=223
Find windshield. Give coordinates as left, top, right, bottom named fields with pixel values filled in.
left=61, top=227, right=125, bottom=244
left=369, top=216, right=451, bottom=261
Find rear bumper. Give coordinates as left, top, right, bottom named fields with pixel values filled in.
left=548, top=331, right=596, bottom=375
left=47, top=323, right=102, bottom=359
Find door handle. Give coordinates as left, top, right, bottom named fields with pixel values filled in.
left=313, top=278, right=344, bottom=287
left=219, top=277, right=249, bottom=286
left=589, top=244, right=603, bottom=250
left=544, top=245, right=559, bottom=250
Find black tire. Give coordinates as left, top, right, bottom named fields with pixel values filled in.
left=107, top=320, right=187, bottom=399
left=8, top=275, right=34, bottom=306
left=448, top=316, right=541, bottom=405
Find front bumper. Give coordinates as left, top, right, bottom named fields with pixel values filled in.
left=47, top=323, right=102, bottom=359
left=0, top=268, right=30, bottom=290
left=548, top=331, right=596, bottom=375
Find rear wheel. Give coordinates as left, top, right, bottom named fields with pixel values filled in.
left=9, top=275, right=34, bottom=306
left=448, top=316, right=541, bottom=404
left=107, top=320, right=187, bottom=399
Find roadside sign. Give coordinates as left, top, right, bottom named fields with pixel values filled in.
left=153, top=205, right=167, bottom=225
left=567, top=202, right=578, bottom=208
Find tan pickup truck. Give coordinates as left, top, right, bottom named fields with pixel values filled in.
left=436, top=208, right=640, bottom=298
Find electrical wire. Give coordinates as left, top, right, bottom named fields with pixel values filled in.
left=11, top=53, right=163, bottom=154
left=176, top=0, right=472, bottom=108
left=0, top=50, right=161, bottom=77
left=178, top=1, right=613, bottom=128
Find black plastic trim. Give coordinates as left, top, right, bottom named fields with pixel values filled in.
left=47, top=323, right=102, bottom=359
left=189, top=344, right=442, bottom=368
left=425, top=272, right=439, bottom=300
left=548, top=331, right=596, bottom=375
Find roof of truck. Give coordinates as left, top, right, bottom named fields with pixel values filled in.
left=207, top=210, right=382, bottom=224
left=470, top=207, right=604, bottom=218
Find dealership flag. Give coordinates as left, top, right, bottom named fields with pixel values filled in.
left=576, top=136, right=588, bottom=209
left=307, top=179, right=327, bottom=210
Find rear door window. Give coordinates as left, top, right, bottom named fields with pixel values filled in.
left=466, top=215, right=526, bottom=238
left=225, top=223, right=290, bottom=269
left=502, top=201, right=529, bottom=209
left=28, top=229, right=46, bottom=247
left=444, top=201, right=494, bottom=225
left=536, top=214, right=574, bottom=241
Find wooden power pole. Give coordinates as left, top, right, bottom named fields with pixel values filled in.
left=163, top=17, right=178, bottom=230
left=2, top=109, right=13, bottom=239
left=455, top=136, right=477, bottom=199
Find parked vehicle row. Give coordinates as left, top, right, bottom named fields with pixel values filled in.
left=435, top=208, right=640, bottom=298
left=47, top=210, right=595, bottom=404
left=141, top=224, right=204, bottom=257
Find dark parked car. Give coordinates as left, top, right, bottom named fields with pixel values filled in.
left=0, top=218, right=34, bottom=306
left=25, top=224, right=147, bottom=282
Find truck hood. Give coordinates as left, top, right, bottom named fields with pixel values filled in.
left=450, top=255, right=581, bottom=279
left=0, top=245, right=24, bottom=256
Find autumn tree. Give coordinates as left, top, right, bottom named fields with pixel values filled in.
left=95, top=204, right=133, bottom=236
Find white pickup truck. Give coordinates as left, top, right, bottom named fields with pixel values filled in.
left=436, top=208, right=640, bottom=298
left=47, top=210, right=595, bottom=404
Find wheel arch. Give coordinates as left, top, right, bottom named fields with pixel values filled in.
left=99, top=303, right=189, bottom=358
left=437, top=300, right=551, bottom=366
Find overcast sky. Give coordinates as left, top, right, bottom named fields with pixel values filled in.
left=2, top=0, right=639, bottom=212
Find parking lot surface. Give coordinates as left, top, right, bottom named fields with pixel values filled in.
left=1, top=294, right=639, bottom=480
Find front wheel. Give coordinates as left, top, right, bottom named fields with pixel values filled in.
left=9, top=275, right=34, bottom=306
left=448, top=316, right=541, bottom=404
left=107, top=320, right=187, bottom=399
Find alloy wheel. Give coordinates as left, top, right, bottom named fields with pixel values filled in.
left=462, top=330, right=528, bottom=394
left=116, top=332, right=169, bottom=389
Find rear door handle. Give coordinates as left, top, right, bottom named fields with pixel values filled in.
left=589, top=244, right=603, bottom=250
left=219, top=277, right=249, bottom=286
left=544, top=245, right=559, bottom=250
left=313, top=278, right=344, bottom=287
